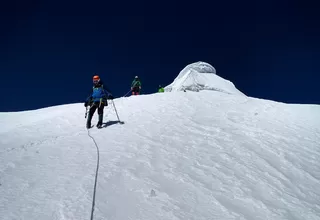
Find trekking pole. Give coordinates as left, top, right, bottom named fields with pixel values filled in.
left=111, top=100, right=121, bottom=122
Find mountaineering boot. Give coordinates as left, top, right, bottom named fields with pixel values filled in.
left=86, top=114, right=93, bottom=129
left=96, top=114, right=103, bottom=128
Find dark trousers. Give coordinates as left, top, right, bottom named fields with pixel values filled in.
left=132, top=87, right=140, bottom=95
left=89, top=102, right=105, bottom=116
left=87, top=101, right=105, bottom=127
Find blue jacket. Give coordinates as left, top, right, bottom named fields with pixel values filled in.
left=86, top=81, right=112, bottom=103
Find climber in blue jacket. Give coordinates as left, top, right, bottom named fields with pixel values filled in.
left=84, top=75, right=113, bottom=128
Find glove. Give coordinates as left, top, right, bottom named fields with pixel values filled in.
left=84, top=102, right=88, bottom=107
left=108, top=94, right=114, bottom=100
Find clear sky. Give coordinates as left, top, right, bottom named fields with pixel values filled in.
left=1, top=0, right=319, bottom=111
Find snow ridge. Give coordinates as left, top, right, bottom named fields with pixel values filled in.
left=165, top=61, right=245, bottom=96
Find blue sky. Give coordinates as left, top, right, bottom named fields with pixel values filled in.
left=0, top=0, right=319, bottom=111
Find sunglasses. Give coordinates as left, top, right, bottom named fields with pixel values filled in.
left=93, top=80, right=99, bottom=83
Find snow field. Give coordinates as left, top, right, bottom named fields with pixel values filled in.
left=1, top=90, right=319, bottom=220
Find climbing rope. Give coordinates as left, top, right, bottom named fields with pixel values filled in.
left=84, top=99, right=122, bottom=220
left=87, top=129, right=100, bottom=220
left=123, top=89, right=132, bottom=97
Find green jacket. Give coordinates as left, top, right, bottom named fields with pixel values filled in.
left=158, top=87, right=164, bottom=93
left=131, top=79, right=141, bottom=88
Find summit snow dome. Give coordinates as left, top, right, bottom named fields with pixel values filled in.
left=165, top=61, right=245, bottom=96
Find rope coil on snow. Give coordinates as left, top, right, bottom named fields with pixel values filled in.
left=87, top=129, right=100, bottom=220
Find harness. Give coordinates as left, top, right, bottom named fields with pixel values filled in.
left=92, top=85, right=108, bottom=107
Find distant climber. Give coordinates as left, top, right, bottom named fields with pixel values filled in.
left=84, top=75, right=114, bottom=128
left=158, top=85, right=164, bottom=93
left=131, top=76, right=141, bottom=95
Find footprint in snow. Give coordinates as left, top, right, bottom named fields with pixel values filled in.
left=149, top=189, right=156, bottom=197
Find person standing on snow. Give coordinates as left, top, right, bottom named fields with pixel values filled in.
left=131, top=76, right=141, bottom=95
left=158, top=85, right=164, bottom=93
left=84, top=75, right=114, bottom=128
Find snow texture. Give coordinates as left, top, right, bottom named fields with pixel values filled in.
left=1, top=90, right=320, bottom=220
left=1, top=64, right=320, bottom=220
left=165, top=61, right=245, bottom=95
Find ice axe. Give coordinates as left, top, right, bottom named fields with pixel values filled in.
left=85, top=106, right=88, bottom=118
left=85, top=104, right=93, bottom=118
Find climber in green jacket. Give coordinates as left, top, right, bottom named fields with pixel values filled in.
left=158, top=85, right=164, bottom=93
left=131, top=76, right=141, bottom=95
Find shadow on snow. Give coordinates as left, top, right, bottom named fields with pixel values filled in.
left=102, top=120, right=125, bottom=128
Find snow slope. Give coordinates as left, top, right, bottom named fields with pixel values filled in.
left=1, top=90, right=320, bottom=220
left=165, top=61, right=245, bottom=95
